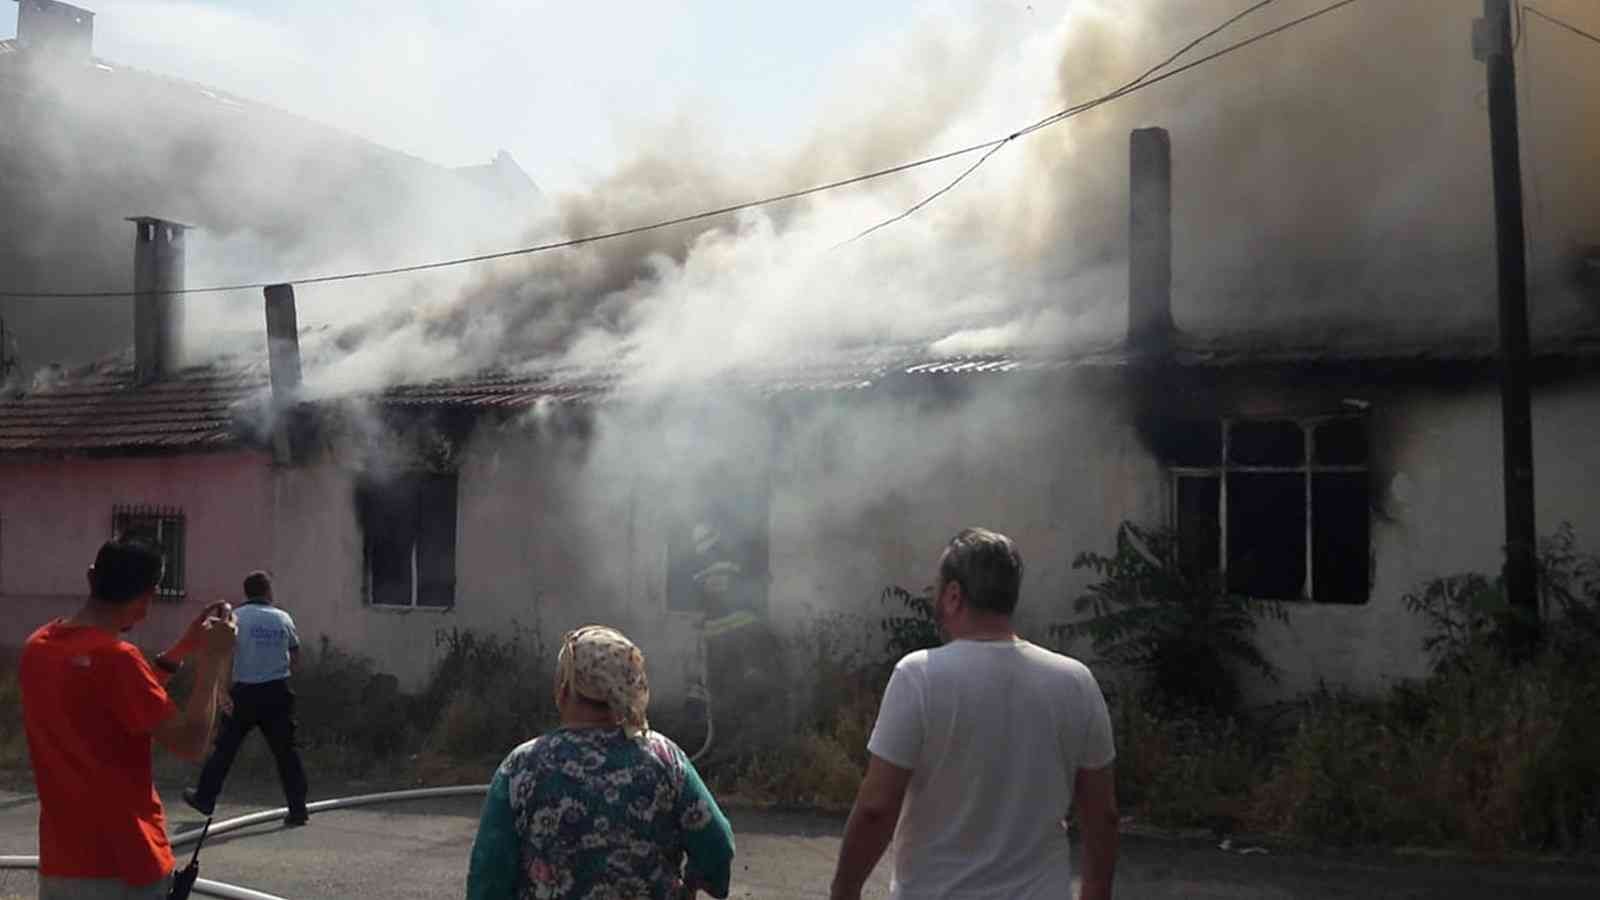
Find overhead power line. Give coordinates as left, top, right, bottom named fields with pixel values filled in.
left=844, top=0, right=1294, bottom=245
left=1523, top=5, right=1600, bottom=47
left=0, top=0, right=1365, bottom=301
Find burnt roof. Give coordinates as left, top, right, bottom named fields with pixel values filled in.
left=0, top=358, right=269, bottom=453
left=6, top=330, right=1600, bottom=454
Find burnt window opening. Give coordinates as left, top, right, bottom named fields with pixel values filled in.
left=111, top=505, right=186, bottom=601
left=356, top=473, right=458, bottom=609
left=1170, top=418, right=1370, bottom=605
left=666, top=471, right=771, bottom=620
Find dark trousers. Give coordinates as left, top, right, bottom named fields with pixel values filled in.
left=193, top=679, right=308, bottom=816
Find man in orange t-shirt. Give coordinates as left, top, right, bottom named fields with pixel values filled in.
left=20, top=538, right=236, bottom=899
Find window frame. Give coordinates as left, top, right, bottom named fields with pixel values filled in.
left=1169, top=416, right=1370, bottom=604
left=110, top=504, right=187, bottom=602
left=357, top=471, right=458, bottom=611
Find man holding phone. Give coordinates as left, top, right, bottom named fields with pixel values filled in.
left=20, top=538, right=236, bottom=900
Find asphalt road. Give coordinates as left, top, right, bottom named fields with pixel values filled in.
left=2, top=788, right=1598, bottom=899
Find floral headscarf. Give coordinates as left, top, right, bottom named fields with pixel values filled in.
left=557, top=625, right=651, bottom=737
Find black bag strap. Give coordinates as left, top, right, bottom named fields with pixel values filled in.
left=186, top=817, right=212, bottom=867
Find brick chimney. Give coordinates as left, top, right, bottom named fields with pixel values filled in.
left=128, top=217, right=189, bottom=384
left=264, top=284, right=302, bottom=463
left=13, top=0, right=94, bottom=64
left=1128, top=127, right=1174, bottom=354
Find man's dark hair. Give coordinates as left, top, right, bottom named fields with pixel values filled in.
left=90, top=539, right=164, bottom=604
left=243, top=570, right=272, bottom=600
left=939, top=527, right=1024, bottom=616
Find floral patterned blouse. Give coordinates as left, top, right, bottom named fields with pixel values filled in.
left=466, top=727, right=735, bottom=900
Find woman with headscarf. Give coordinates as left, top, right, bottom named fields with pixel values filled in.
left=466, top=625, right=735, bottom=900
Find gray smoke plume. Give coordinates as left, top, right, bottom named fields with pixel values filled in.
left=368, top=0, right=1600, bottom=389
left=3, top=0, right=1598, bottom=385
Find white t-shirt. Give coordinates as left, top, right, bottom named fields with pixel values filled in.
left=866, top=638, right=1115, bottom=900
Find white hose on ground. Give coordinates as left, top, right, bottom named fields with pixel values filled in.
left=2, top=785, right=492, bottom=900
left=0, top=857, right=287, bottom=900
left=190, top=878, right=289, bottom=900
left=0, top=721, right=719, bottom=896
left=169, top=784, right=489, bottom=848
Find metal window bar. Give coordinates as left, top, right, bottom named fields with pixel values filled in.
left=110, top=505, right=186, bottom=601
left=1169, top=418, right=1369, bottom=603
left=1303, top=422, right=1315, bottom=602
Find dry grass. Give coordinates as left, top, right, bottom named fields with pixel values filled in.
left=1107, top=694, right=1265, bottom=834
left=1249, top=654, right=1600, bottom=855
left=716, top=687, right=877, bottom=811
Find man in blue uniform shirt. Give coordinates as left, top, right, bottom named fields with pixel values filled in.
left=184, top=570, right=310, bottom=825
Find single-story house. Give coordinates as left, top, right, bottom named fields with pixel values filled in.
left=4, top=128, right=1599, bottom=712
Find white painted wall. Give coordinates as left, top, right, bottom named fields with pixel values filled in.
left=263, top=374, right=1600, bottom=711
left=265, top=376, right=1162, bottom=701
left=1253, top=378, right=1600, bottom=699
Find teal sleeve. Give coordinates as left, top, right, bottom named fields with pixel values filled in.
left=466, top=768, right=520, bottom=900
left=678, top=759, right=736, bottom=899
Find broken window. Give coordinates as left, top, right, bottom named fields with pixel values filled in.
left=666, top=471, right=771, bottom=619
left=110, top=505, right=186, bottom=601
left=355, top=473, right=458, bottom=609
left=1168, top=418, right=1369, bottom=604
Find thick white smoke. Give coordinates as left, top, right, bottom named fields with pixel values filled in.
left=6, top=1, right=1598, bottom=384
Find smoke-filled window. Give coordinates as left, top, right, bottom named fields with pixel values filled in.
left=666, top=472, right=770, bottom=620
left=110, top=505, right=186, bottom=601
left=356, top=473, right=458, bottom=609
left=1168, top=418, right=1369, bottom=604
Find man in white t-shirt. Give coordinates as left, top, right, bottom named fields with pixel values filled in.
left=830, top=528, right=1119, bottom=900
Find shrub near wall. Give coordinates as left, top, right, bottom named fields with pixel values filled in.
left=417, top=624, right=558, bottom=764
left=0, top=654, right=25, bottom=777
left=1061, top=522, right=1600, bottom=855
left=293, top=638, right=416, bottom=765
left=1252, top=527, right=1600, bottom=854
left=716, top=605, right=905, bottom=809
left=1251, top=654, right=1600, bottom=854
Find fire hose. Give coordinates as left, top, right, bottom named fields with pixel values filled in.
left=0, top=698, right=717, bottom=900
left=687, top=617, right=716, bottom=764
left=0, top=638, right=721, bottom=898
left=1, top=785, right=489, bottom=900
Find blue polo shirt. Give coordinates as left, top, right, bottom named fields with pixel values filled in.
left=232, top=601, right=299, bottom=685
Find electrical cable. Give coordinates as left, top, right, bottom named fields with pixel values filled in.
left=0, top=0, right=1365, bottom=302
left=1524, top=5, right=1600, bottom=47
left=841, top=0, right=1294, bottom=246
left=0, top=138, right=1004, bottom=300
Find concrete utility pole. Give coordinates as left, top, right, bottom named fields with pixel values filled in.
left=1474, top=0, right=1539, bottom=632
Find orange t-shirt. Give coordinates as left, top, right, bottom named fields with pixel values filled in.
left=20, top=620, right=179, bottom=885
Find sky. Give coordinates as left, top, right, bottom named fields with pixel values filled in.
left=17, top=0, right=1038, bottom=195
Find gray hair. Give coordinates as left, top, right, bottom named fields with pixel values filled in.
left=939, top=527, right=1023, bottom=615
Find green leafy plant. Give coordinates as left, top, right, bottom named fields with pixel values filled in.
left=1533, top=523, right=1600, bottom=660
left=1055, top=522, right=1285, bottom=715
left=1402, top=572, right=1508, bottom=673
left=1404, top=523, right=1600, bottom=672
left=879, top=585, right=940, bottom=659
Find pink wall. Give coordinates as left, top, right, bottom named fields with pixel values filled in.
left=0, top=450, right=274, bottom=654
